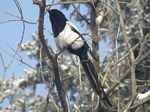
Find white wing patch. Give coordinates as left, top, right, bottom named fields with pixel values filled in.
left=67, top=21, right=79, bottom=31
left=56, top=21, right=84, bottom=50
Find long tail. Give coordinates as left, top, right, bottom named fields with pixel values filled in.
left=80, top=57, right=112, bottom=106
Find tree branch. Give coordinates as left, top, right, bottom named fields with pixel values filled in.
left=90, top=1, right=100, bottom=73
left=46, top=0, right=90, bottom=7
left=72, top=4, right=90, bottom=26
left=34, top=0, right=70, bottom=111
left=107, top=49, right=150, bottom=96
left=116, top=0, right=137, bottom=98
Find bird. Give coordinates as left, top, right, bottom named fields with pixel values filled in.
left=47, top=9, right=112, bottom=106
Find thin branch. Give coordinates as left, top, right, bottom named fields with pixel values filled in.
left=35, top=0, right=70, bottom=111
left=44, top=91, right=50, bottom=112
left=0, top=45, right=36, bottom=70
left=107, top=50, right=150, bottom=95
left=0, top=9, right=20, bottom=19
left=123, top=86, right=150, bottom=111
left=0, top=19, right=36, bottom=24
left=135, top=30, right=149, bottom=62
left=0, top=9, right=37, bottom=24
left=0, top=51, right=6, bottom=77
left=46, top=0, right=90, bottom=7
left=5, top=0, right=25, bottom=71
left=44, top=90, right=60, bottom=112
left=90, top=1, right=100, bottom=73
left=124, top=94, right=138, bottom=112
left=100, top=0, right=119, bottom=15
left=116, top=0, right=136, bottom=98
left=72, top=4, right=90, bottom=26
left=39, top=47, right=59, bottom=111
left=7, top=45, right=36, bottom=70
left=110, top=43, right=140, bottom=69
left=0, top=19, right=21, bottom=24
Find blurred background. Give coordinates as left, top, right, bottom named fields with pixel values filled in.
left=0, top=0, right=150, bottom=112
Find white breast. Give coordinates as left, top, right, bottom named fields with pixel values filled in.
left=56, top=22, right=84, bottom=50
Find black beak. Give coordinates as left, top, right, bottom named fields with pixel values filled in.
left=46, top=7, right=52, bottom=12
left=46, top=7, right=52, bottom=15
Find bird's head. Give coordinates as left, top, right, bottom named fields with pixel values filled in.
left=47, top=9, right=68, bottom=22
left=47, top=9, right=68, bottom=37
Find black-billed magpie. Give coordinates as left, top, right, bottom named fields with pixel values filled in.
left=48, top=9, right=112, bottom=106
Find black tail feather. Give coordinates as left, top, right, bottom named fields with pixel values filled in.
left=80, top=58, right=112, bottom=106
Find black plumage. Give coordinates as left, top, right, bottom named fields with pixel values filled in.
left=48, top=9, right=112, bottom=106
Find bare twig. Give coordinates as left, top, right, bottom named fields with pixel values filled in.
left=7, top=45, right=36, bottom=70
left=0, top=9, right=21, bottom=19
left=39, top=47, right=59, bottom=111
left=44, top=90, right=60, bottom=112
left=0, top=9, right=37, bottom=24
left=110, top=43, right=140, bottom=69
left=107, top=50, right=150, bottom=95
left=100, top=0, right=119, bottom=15
left=0, top=51, right=6, bottom=77
left=5, top=0, right=25, bottom=72
left=0, top=19, right=35, bottom=24
left=34, top=0, right=70, bottom=111
left=72, top=4, right=90, bottom=26
left=90, top=1, right=100, bottom=73
left=116, top=0, right=136, bottom=98
left=124, top=94, right=138, bottom=112
left=46, top=0, right=90, bottom=7
left=44, top=89, right=50, bottom=112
